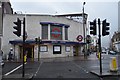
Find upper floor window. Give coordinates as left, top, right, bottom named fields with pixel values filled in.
left=40, top=22, right=69, bottom=40
left=41, top=24, right=48, bottom=39
left=50, top=25, right=62, bottom=40
left=65, top=27, right=68, bottom=40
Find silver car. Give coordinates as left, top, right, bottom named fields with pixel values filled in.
left=0, top=52, right=4, bottom=67
left=0, top=60, right=4, bottom=67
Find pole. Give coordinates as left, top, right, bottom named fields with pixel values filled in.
left=83, top=2, right=86, bottom=58
left=98, top=18, right=102, bottom=74
left=22, top=17, right=25, bottom=77
left=38, top=37, right=40, bottom=61
left=13, top=45, right=15, bottom=60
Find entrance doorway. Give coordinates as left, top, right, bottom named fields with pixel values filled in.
left=25, top=47, right=32, bottom=58
left=20, top=45, right=34, bottom=61
left=73, top=46, right=79, bottom=56
left=53, top=45, right=61, bottom=54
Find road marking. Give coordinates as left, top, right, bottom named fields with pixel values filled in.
left=91, top=66, right=99, bottom=68
left=72, top=62, right=89, bottom=73
left=34, top=62, right=43, bottom=77
left=4, top=62, right=27, bottom=76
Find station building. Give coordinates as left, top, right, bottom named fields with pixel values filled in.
left=2, top=14, right=87, bottom=61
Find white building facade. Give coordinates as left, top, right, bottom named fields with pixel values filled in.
left=114, top=1, right=120, bottom=52
left=2, top=14, right=86, bottom=61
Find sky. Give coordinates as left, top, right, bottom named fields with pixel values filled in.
left=9, top=0, right=119, bottom=48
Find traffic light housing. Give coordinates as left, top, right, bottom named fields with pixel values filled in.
left=102, top=19, right=110, bottom=36
left=90, top=19, right=97, bottom=35
left=86, top=35, right=91, bottom=44
left=13, top=18, right=21, bottom=37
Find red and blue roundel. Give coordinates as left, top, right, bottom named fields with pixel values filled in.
left=51, top=28, right=61, bottom=38
left=76, top=35, right=83, bottom=42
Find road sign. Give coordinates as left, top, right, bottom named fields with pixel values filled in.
left=76, top=35, right=83, bottom=42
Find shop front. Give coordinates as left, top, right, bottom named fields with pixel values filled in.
left=9, top=40, right=85, bottom=60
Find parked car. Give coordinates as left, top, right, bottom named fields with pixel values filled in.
left=0, top=55, right=4, bottom=67
left=102, top=50, right=106, bottom=54
left=108, top=51, right=117, bottom=55
left=101, top=47, right=107, bottom=54
left=0, top=60, right=4, bottom=67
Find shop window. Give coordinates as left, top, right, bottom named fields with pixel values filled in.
left=40, top=45, right=48, bottom=52
left=53, top=45, right=61, bottom=54
left=65, top=46, right=71, bottom=52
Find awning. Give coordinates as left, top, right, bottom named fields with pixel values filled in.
left=9, top=40, right=86, bottom=45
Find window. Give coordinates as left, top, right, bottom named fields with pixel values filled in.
left=65, top=27, right=68, bottom=40
left=41, top=24, right=48, bottom=39
left=53, top=45, right=61, bottom=54
left=65, top=46, right=71, bottom=52
left=40, top=45, right=48, bottom=52
left=50, top=25, right=62, bottom=40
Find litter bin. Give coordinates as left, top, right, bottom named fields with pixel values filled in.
left=110, top=57, right=118, bottom=72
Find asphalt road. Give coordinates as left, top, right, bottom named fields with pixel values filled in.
left=2, top=53, right=120, bottom=80
left=33, top=61, right=100, bottom=79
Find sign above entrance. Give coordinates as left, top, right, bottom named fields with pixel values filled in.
left=76, top=35, right=83, bottom=42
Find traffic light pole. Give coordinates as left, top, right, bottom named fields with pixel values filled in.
left=22, top=17, right=25, bottom=77
left=82, top=2, right=87, bottom=58
left=98, top=18, right=102, bottom=74
left=38, top=37, right=40, bottom=61
left=90, top=18, right=110, bottom=75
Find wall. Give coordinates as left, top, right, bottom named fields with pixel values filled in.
left=118, top=1, right=120, bottom=32
left=2, top=14, right=83, bottom=59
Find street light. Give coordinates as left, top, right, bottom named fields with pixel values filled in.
left=82, top=2, right=87, bottom=58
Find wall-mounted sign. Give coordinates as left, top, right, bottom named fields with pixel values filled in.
left=51, top=27, right=61, bottom=38
left=76, top=35, right=83, bottom=42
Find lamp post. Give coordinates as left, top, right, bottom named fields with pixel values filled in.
left=82, top=2, right=87, bottom=58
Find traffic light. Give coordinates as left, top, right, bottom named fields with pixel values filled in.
left=90, top=19, right=97, bottom=35
left=102, top=19, right=110, bottom=36
left=13, top=18, right=21, bottom=37
left=86, top=35, right=91, bottom=43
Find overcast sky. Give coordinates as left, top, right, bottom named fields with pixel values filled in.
left=9, top=0, right=119, bottom=48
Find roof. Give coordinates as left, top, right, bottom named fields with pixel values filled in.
left=55, top=13, right=88, bottom=17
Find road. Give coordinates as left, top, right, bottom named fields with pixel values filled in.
left=2, top=53, right=120, bottom=80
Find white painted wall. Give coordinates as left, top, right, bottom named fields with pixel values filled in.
left=118, top=1, right=120, bottom=32
left=2, top=14, right=83, bottom=59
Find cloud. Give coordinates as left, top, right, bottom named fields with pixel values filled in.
left=10, top=0, right=119, bottom=2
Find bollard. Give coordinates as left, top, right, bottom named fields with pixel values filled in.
left=96, top=52, right=100, bottom=59
left=24, top=55, right=27, bottom=62
left=110, top=57, right=118, bottom=72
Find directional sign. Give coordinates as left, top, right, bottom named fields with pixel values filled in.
left=76, top=35, right=83, bottom=42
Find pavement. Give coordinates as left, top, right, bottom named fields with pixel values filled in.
left=90, top=69, right=120, bottom=77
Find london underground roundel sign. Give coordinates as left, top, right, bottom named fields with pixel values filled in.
left=76, top=35, right=83, bottom=42
left=51, top=28, right=61, bottom=38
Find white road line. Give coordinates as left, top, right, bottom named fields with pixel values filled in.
left=72, top=62, right=89, bottom=73
left=91, top=66, right=99, bottom=68
left=4, top=62, right=27, bottom=76
left=34, top=62, right=43, bottom=77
